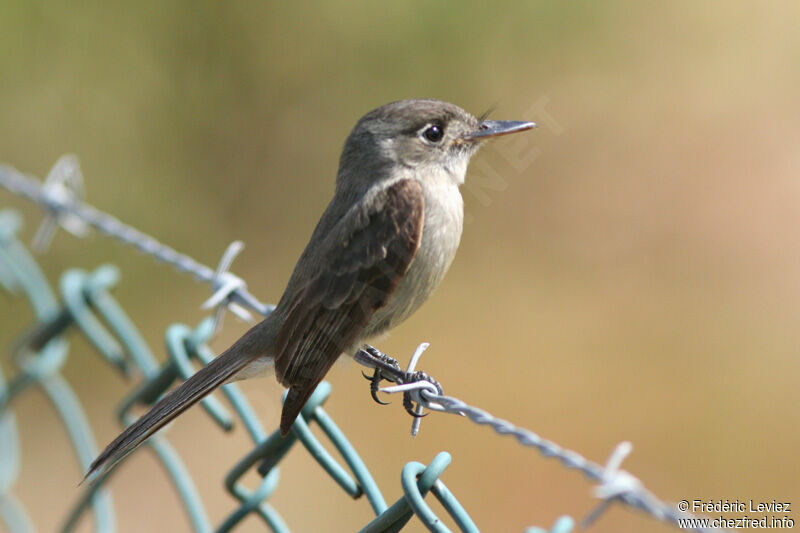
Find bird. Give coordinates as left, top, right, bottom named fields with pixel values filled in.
left=86, top=98, right=535, bottom=480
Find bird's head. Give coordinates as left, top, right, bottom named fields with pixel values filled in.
left=338, top=99, right=535, bottom=188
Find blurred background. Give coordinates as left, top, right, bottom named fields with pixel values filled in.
left=1, top=1, right=798, bottom=531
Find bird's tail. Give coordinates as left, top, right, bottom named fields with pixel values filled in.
left=85, top=330, right=266, bottom=482
left=280, top=384, right=319, bottom=436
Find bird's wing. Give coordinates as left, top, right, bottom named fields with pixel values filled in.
left=274, top=178, right=424, bottom=434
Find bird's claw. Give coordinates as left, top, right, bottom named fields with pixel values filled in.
left=360, top=348, right=399, bottom=405
left=372, top=390, right=390, bottom=405
left=366, top=369, right=391, bottom=405
left=403, top=395, right=428, bottom=418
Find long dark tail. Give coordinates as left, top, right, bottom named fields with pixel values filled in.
left=280, top=384, right=319, bottom=436
left=85, top=335, right=263, bottom=481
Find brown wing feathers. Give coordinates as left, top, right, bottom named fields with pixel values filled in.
left=274, top=179, right=424, bottom=434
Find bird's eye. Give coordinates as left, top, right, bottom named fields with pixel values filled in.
left=422, top=124, right=444, bottom=143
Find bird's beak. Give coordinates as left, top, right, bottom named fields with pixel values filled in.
left=462, top=120, right=537, bottom=141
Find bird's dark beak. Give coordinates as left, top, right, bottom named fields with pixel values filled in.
left=463, top=120, right=537, bottom=141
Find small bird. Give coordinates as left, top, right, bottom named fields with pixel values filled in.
left=87, top=99, right=534, bottom=479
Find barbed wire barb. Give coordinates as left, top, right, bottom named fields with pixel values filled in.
left=31, top=155, right=90, bottom=253
left=202, top=240, right=254, bottom=333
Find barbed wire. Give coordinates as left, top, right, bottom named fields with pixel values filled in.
left=0, top=156, right=730, bottom=532
left=354, top=347, right=724, bottom=532
left=0, top=157, right=272, bottom=319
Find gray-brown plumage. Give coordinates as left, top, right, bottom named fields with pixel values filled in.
left=274, top=178, right=425, bottom=430
left=86, top=99, right=534, bottom=481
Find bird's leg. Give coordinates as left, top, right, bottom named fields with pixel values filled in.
left=364, top=345, right=402, bottom=372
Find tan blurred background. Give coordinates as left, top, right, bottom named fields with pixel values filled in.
left=1, top=1, right=798, bottom=531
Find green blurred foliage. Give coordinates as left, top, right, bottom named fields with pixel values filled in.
left=1, top=1, right=798, bottom=531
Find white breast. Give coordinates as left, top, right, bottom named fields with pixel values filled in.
left=363, top=170, right=464, bottom=338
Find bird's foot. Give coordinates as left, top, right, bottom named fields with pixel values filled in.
left=358, top=344, right=402, bottom=405
left=355, top=344, right=443, bottom=433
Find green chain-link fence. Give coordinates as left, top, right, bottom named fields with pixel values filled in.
left=1, top=157, right=727, bottom=532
